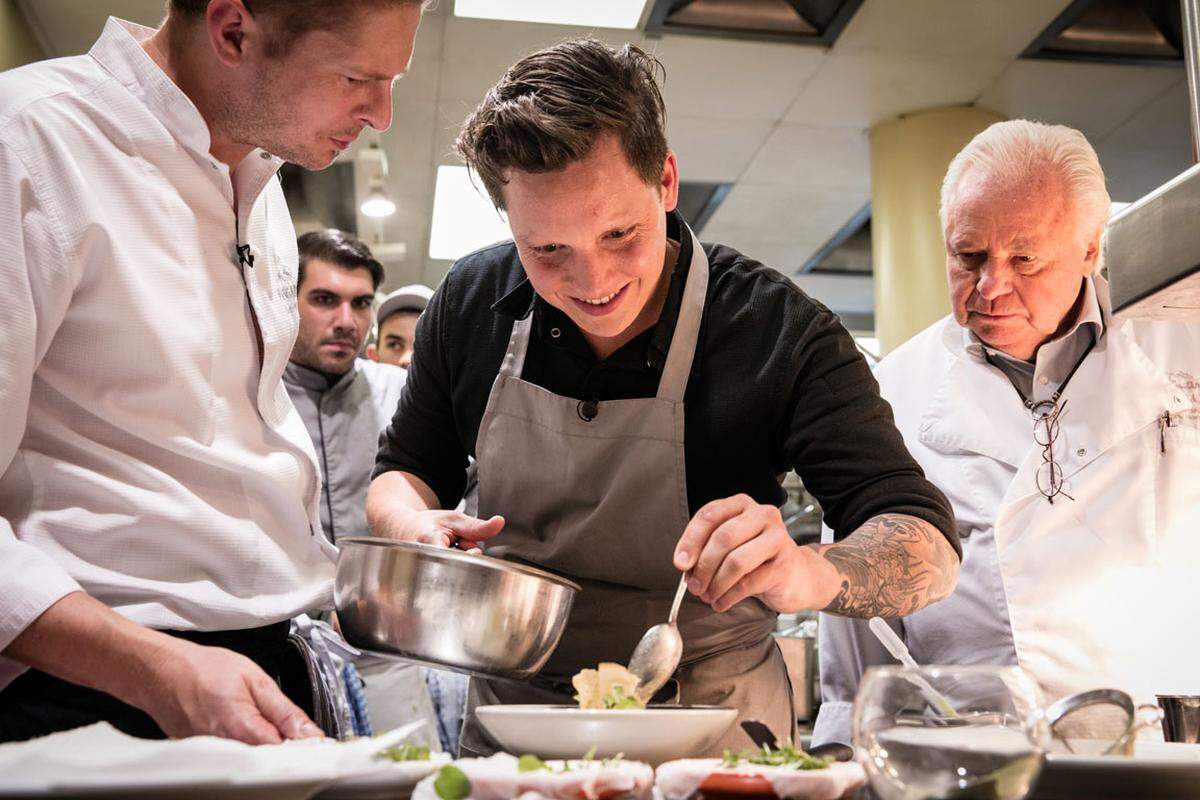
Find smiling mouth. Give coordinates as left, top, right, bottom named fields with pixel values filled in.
left=569, top=284, right=629, bottom=316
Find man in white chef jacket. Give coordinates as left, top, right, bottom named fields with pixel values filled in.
left=0, top=1, right=423, bottom=743
left=814, top=119, right=1200, bottom=745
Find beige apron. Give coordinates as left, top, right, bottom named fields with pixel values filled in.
left=459, top=226, right=794, bottom=756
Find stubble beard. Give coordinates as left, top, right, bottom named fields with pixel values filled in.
left=211, top=66, right=326, bottom=169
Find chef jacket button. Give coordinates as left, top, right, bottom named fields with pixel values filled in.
left=550, top=327, right=562, bottom=339
left=1076, top=448, right=1087, bottom=457
left=1038, top=376, right=1049, bottom=385
left=260, top=151, right=272, bottom=159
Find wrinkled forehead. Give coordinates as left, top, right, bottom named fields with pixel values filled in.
left=945, top=165, right=1075, bottom=243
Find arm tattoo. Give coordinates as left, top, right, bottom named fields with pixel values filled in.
left=818, top=514, right=958, bottom=618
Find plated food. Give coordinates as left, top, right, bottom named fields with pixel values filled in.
left=655, top=744, right=866, bottom=800
left=410, top=753, right=655, bottom=800
left=572, top=662, right=646, bottom=709
left=474, top=705, right=737, bottom=764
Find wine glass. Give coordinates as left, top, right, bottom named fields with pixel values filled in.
left=853, top=665, right=1050, bottom=800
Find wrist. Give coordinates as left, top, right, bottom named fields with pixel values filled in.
left=107, top=626, right=190, bottom=713
left=789, top=544, right=842, bottom=612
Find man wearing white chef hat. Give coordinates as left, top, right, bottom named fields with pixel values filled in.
left=366, top=37, right=965, bottom=755
left=814, top=119, right=1200, bottom=746
left=0, top=0, right=424, bottom=743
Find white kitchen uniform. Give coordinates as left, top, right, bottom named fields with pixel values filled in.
left=0, top=18, right=334, bottom=689
left=814, top=276, right=1200, bottom=745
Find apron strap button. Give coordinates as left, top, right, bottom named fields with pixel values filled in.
left=577, top=398, right=599, bottom=421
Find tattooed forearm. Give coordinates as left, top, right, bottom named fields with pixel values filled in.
left=817, top=514, right=958, bottom=618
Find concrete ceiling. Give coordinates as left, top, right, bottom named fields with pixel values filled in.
left=15, top=0, right=1195, bottom=325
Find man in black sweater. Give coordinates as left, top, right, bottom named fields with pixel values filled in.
left=366, top=37, right=960, bottom=754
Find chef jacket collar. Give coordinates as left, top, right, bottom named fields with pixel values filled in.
left=285, top=359, right=358, bottom=393
left=491, top=210, right=693, bottom=373
left=91, top=18, right=284, bottom=171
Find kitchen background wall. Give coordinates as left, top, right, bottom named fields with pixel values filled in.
left=9, top=0, right=1192, bottom=351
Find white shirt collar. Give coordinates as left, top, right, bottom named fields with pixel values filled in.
left=89, top=17, right=283, bottom=172
left=962, top=275, right=1105, bottom=364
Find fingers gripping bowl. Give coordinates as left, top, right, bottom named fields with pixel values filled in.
left=335, top=537, right=581, bottom=679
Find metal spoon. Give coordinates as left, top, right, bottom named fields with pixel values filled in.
left=627, top=572, right=688, bottom=703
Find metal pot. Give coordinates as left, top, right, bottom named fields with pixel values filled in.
left=334, top=537, right=581, bottom=680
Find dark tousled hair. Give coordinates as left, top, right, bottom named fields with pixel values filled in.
left=167, top=0, right=425, bottom=57
left=455, top=37, right=669, bottom=210
left=297, top=229, right=384, bottom=291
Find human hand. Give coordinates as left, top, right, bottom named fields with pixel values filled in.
left=135, top=638, right=324, bottom=744
left=377, top=508, right=505, bottom=553
left=673, top=494, right=827, bottom=613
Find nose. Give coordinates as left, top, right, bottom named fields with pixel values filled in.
left=398, top=349, right=413, bottom=370
left=333, top=302, right=358, bottom=333
left=359, top=81, right=394, bottom=132
left=568, top=252, right=613, bottom=297
left=975, top=258, right=1013, bottom=301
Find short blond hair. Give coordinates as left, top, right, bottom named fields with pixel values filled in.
left=940, top=119, right=1110, bottom=244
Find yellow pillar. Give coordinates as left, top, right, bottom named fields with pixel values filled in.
left=0, top=0, right=43, bottom=73
left=870, top=106, right=1004, bottom=353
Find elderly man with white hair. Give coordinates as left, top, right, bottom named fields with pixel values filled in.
left=813, top=119, right=1200, bottom=746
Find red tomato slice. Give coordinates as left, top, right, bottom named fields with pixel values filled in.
left=698, top=772, right=778, bottom=798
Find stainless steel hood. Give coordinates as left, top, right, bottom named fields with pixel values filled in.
left=1107, top=0, right=1200, bottom=318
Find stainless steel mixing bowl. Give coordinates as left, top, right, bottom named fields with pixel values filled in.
left=335, top=537, right=581, bottom=679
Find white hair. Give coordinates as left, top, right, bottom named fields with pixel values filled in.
left=939, top=119, right=1111, bottom=243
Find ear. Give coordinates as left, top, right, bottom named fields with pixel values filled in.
left=366, top=343, right=378, bottom=361
left=1082, top=228, right=1102, bottom=276
left=204, top=0, right=261, bottom=68
left=658, top=150, right=679, bottom=214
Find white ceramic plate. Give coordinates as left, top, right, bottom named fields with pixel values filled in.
left=1035, top=742, right=1200, bottom=799
left=315, top=756, right=450, bottom=800
left=0, top=776, right=327, bottom=800
left=474, top=705, right=737, bottom=765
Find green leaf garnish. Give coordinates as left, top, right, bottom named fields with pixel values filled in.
left=601, top=684, right=644, bottom=709
left=376, top=743, right=431, bottom=762
left=582, top=745, right=597, bottom=762
left=434, top=765, right=471, bottom=800
left=718, top=742, right=832, bottom=770
left=518, top=754, right=549, bottom=773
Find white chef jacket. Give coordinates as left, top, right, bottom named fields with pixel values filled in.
left=814, top=275, right=1200, bottom=745
left=283, top=359, right=407, bottom=543
left=0, top=18, right=335, bottom=689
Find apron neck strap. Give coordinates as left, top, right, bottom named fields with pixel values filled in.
left=500, top=313, right=534, bottom=379
left=657, top=226, right=709, bottom=403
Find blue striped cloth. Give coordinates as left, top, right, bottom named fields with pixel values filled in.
left=425, top=669, right=469, bottom=754
left=342, top=663, right=374, bottom=737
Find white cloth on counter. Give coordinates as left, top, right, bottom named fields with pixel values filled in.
left=0, top=720, right=446, bottom=794
left=814, top=275, right=1200, bottom=746
left=410, top=754, right=655, bottom=800
left=0, top=16, right=334, bottom=689
left=654, top=758, right=866, bottom=800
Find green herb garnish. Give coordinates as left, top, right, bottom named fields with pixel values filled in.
left=434, top=765, right=471, bottom=800
left=518, top=754, right=550, bottom=773
left=602, top=685, right=644, bottom=709
left=582, top=745, right=597, bottom=762
left=719, top=742, right=832, bottom=771
left=376, top=743, right=431, bottom=762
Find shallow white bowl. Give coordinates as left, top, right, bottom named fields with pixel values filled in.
left=474, top=705, right=737, bottom=765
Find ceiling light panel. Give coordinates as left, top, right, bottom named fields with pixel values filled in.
left=454, top=0, right=648, bottom=29
left=428, top=166, right=512, bottom=261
